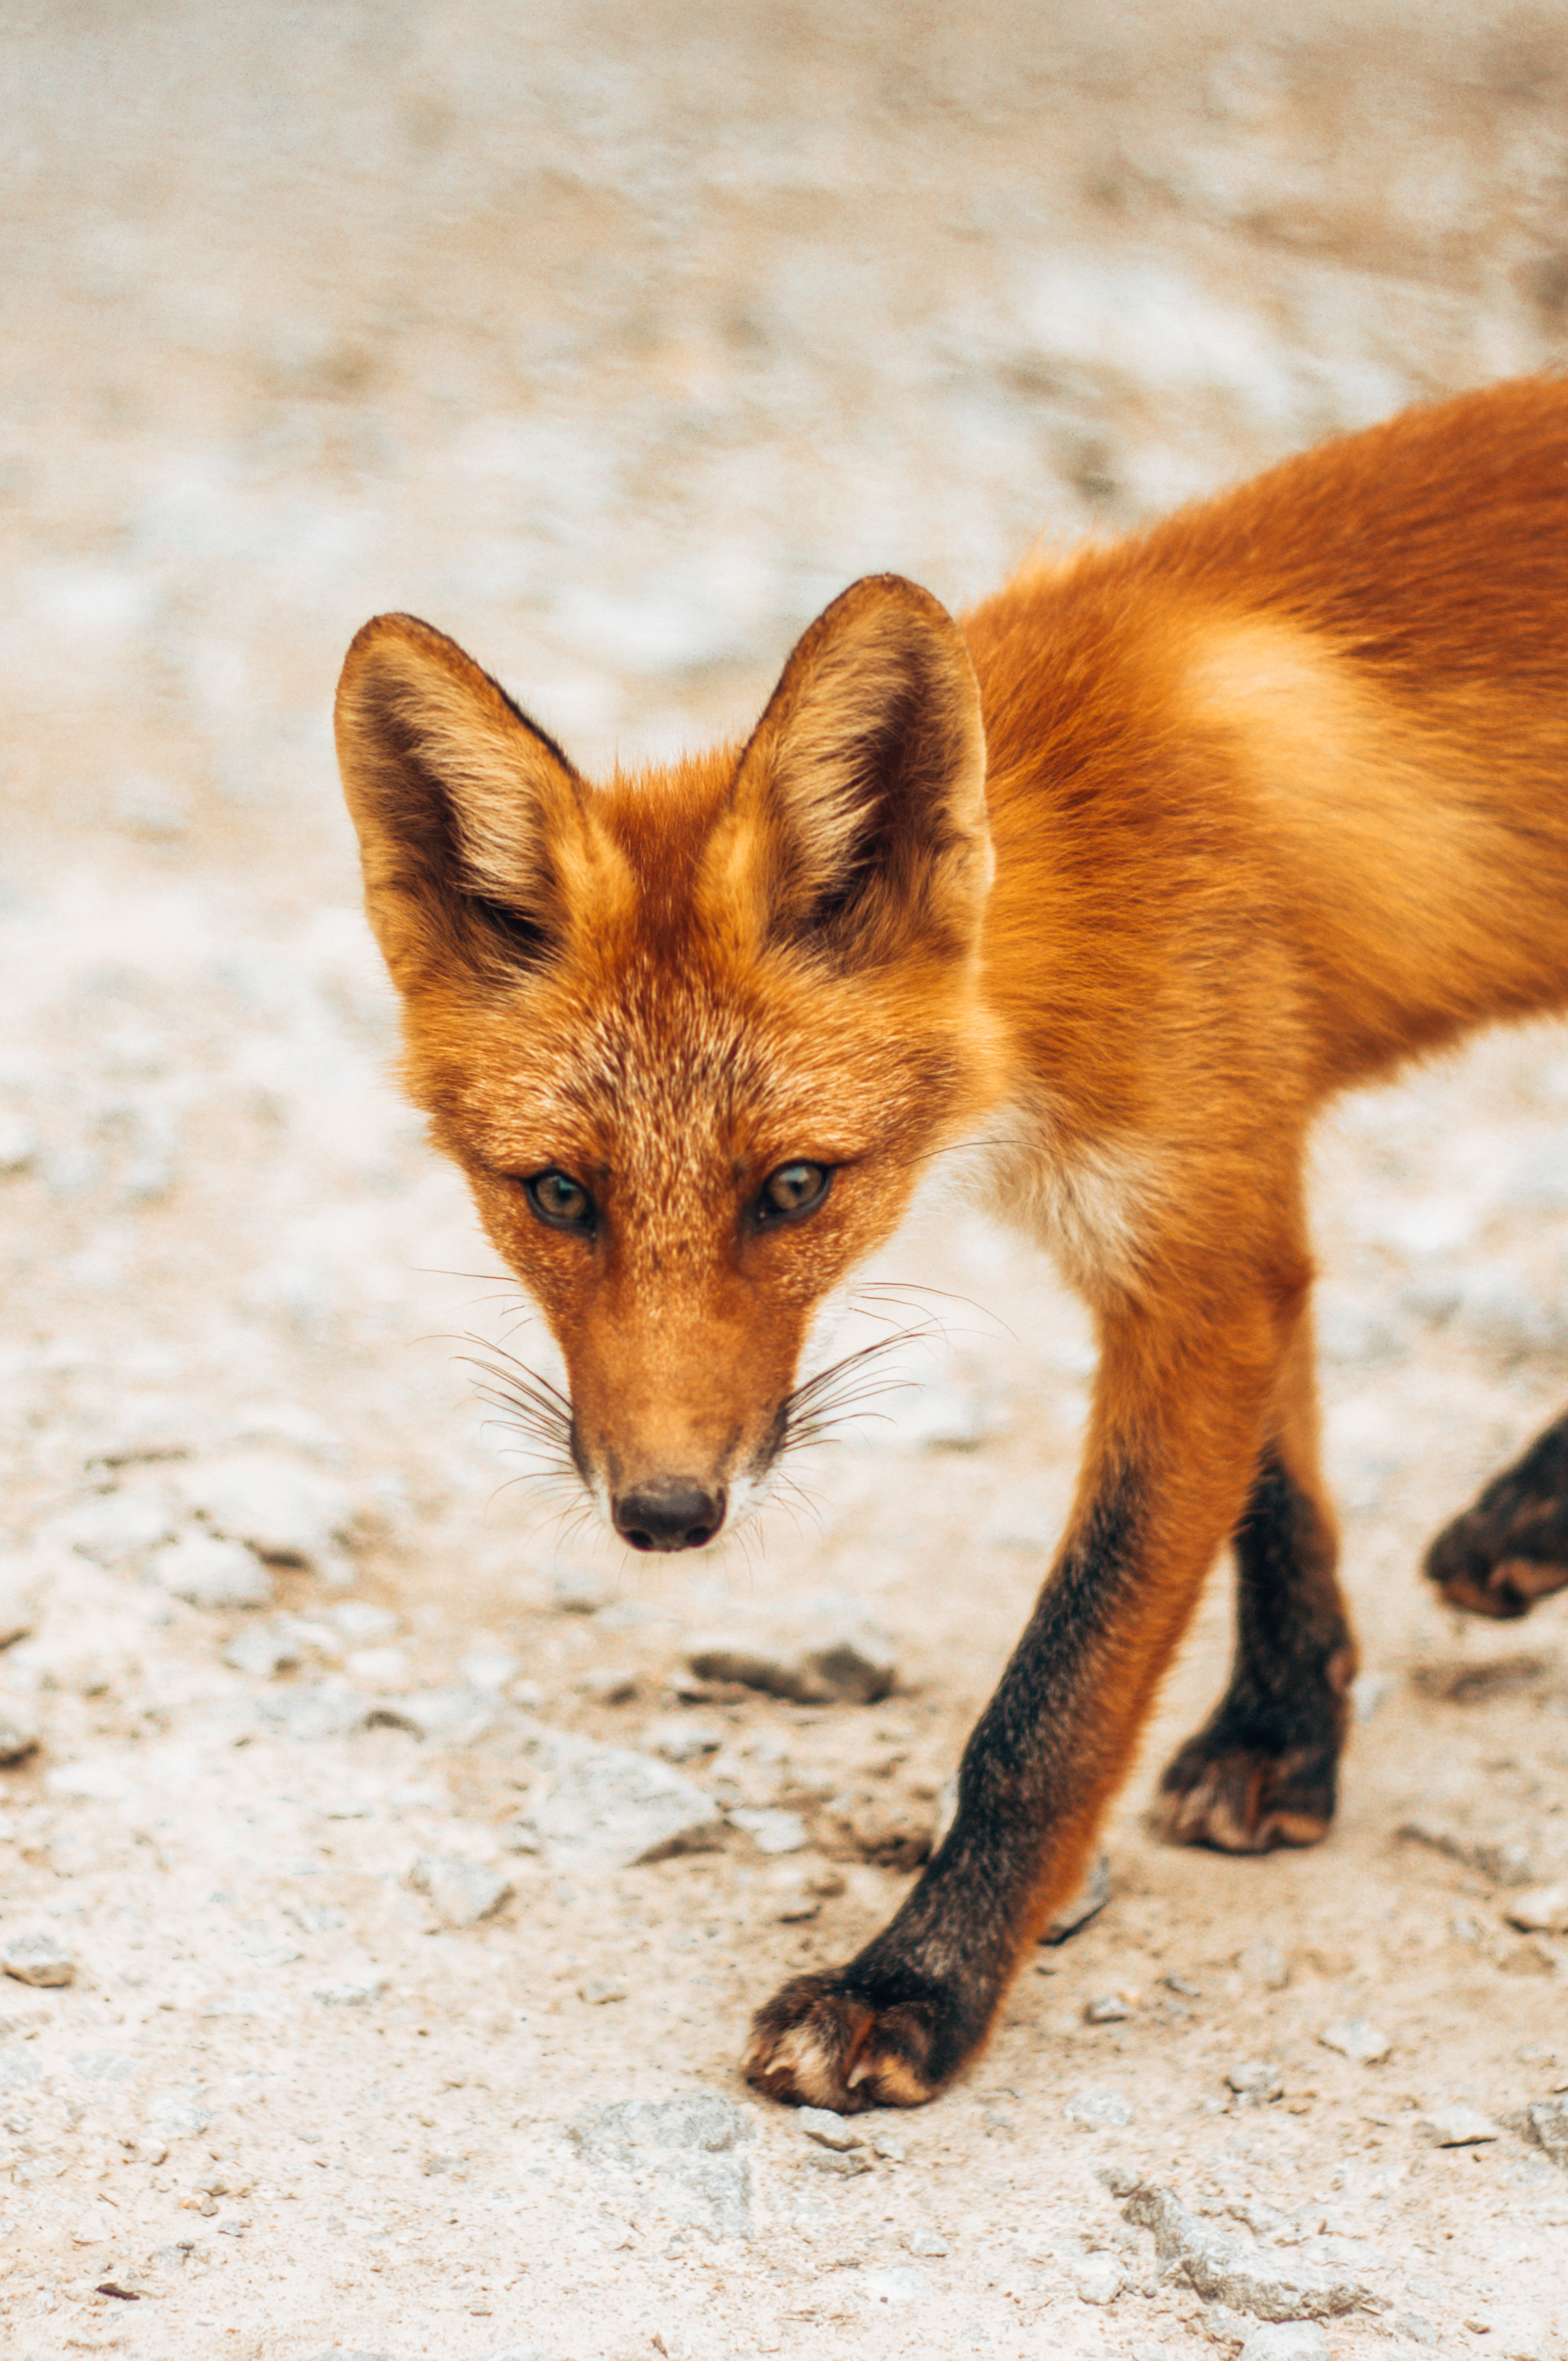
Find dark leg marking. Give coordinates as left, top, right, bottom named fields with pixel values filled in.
left=745, top=1477, right=1143, bottom=2109
left=1424, top=1408, right=1568, bottom=1620
left=1156, top=1446, right=1355, bottom=1853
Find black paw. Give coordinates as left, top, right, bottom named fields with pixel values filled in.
left=1153, top=1728, right=1338, bottom=1852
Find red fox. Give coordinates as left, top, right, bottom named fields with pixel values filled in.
left=335, top=377, right=1568, bottom=2112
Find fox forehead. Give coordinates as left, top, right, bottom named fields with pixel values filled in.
left=434, top=943, right=951, bottom=1183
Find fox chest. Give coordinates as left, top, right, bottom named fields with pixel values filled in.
left=980, top=1115, right=1164, bottom=1305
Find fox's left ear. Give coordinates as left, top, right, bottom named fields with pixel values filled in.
left=334, top=612, right=598, bottom=995
left=724, top=574, right=991, bottom=963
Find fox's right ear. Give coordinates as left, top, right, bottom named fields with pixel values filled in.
left=334, top=613, right=591, bottom=991
left=724, top=574, right=991, bottom=967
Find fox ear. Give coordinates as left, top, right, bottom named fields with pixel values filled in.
left=728, top=574, right=990, bottom=962
left=334, top=613, right=588, bottom=991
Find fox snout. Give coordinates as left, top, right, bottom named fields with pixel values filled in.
left=609, top=1474, right=727, bottom=1553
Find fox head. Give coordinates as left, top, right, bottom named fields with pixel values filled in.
left=335, top=574, right=1000, bottom=1551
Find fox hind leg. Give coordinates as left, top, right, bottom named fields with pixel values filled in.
left=1424, top=1408, right=1568, bottom=1619
left=1156, top=1316, right=1355, bottom=1852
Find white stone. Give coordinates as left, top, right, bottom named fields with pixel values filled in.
left=521, top=1734, right=726, bottom=1871
left=688, top=1604, right=897, bottom=1704
left=859, top=2266, right=930, bottom=2306
left=311, top=1974, right=387, bottom=2007
left=644, top=1715, right=723, bottom=1763
left=1239, top=2327, right=1329, bottom=2361
left=1422, top=2102, right=1501, bottom=2146
left=459, top=1647, right=519, bottom=1689
left=147, top=1531, right=272, bottom=1610
left=0, top=1561, right=42, bottom=1648
left=1235, top=1939, right=1289, bottom=1989
left=550, top=1562, right=615, bottom=1613
left=2, top=1929, right=75, bottom=1986
left=223, top=1620, right=302, bottom=1679
left=1071, top=2252, right=1126, bottom=2304
left=369, top=1686, right=498, bottom=1745
left=798, top=2106, right=862, bottom=2151
left=1504, top=1884, right=1568, bottom=1935
left=175, top=1450, right=356, bottom=1568
left=410, top=1852, right=513, bottom=1926
left=730, top=1807, right=810, bottom=1855
left=1318, top=2016, right=1391, bottom=2064
left=44, top=1487, right=177, bottom=1566
left=328, top=1600, right=399, bottom=1641
left=0, top=1695, right=40, bottom=1766
left=347, top=1644, right=412, bottom=1687
left=1064, top=2086, right=1134, bottom=2128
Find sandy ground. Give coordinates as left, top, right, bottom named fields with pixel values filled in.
left=3, top=3, right=1568, bottom=2355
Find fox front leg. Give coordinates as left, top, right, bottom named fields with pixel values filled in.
left=744, top=1288, right=1297, bottom=2110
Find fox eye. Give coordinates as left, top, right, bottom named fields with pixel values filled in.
left=523, top=1168, right=595, bottom=1233
left=755, top=1159, right=831, bottom=1227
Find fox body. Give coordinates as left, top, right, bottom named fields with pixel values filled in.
left=336, top=377, right=1568, bottom=2111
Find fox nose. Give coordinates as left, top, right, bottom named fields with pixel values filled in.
left=612, top=1478, right=726, bottom=1553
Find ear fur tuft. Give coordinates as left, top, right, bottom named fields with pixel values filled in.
left=334, top=613, right=586, bottom=988
left=730, top=575, right=990, bottom=963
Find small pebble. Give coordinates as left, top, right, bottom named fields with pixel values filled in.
left=328, top=1600, right=399, bottom=1641
left=347, top=1644, right=412, bottom=1686
left=859, top=2264, right=929, bottom=2304
left=798, top=2106, right=862, bottom=2151
left=1238, top=2325, right=1328, bottom=2361
left=0, top=1570, right=39, bottom=1649
left=1319, top=2016, right=1390, bottom=2064
left=2, top=1929, right=76, bottom=1987
left=809, top=2147, right=873, bottom=2175
left=1072, top=2252, right=1126, bottom=2305
left=765, top=1866, right=821, bottom=1921
left=577, top=1668, right=638, bottom=1705
left=551, top=1564, right=615, bottom=1613
left=578, top=1977, right=628, bottom=2005
left=311, top=1975, right=387, bottom=2006
left=409, top=1853, right=513, bottom=1927
left=904, top=2227, right=947, bottom=2257
left=867, top=2127, right=907, bottom=2162
left=688, top=1611, right=897, bottom=1705
left=222, top=1621, right=301, bottom=1679
left=1064, top=2085, right=1135, bottom=2128
left=1504, top=1884, right=1568, bottom=1936
left=148, top=1532, right=273, bottom=1611
left=1235, top=1939, right=1289, bottom=1990
left=644, top=1717, right=723, bottom=1763
left=0, top=1120, right=36, bottom=1173
left=1393, top=2317, right=1440, bottom=2347
left=1525, top=2095, right=1568, bottom=2159
left=730, top=1807, right=811, bottom=1856
left=1084, top=1992, right=1133, bottom=2022
left=0, top=1696, right=40, bottom=1766
left=1421, top=2102, right=1501, bottom=2147
left=175, top=1450, right=356, bottom=1571
left=458, top=1647, right=519, bottom=1689
left=1227, top=2060, right=1284, bottom=2105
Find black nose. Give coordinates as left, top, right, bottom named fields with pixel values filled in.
left=612, top=1479, right=726, bottom=1553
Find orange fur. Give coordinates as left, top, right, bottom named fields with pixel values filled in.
left=336, top=377, right=1568, bottom=2108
